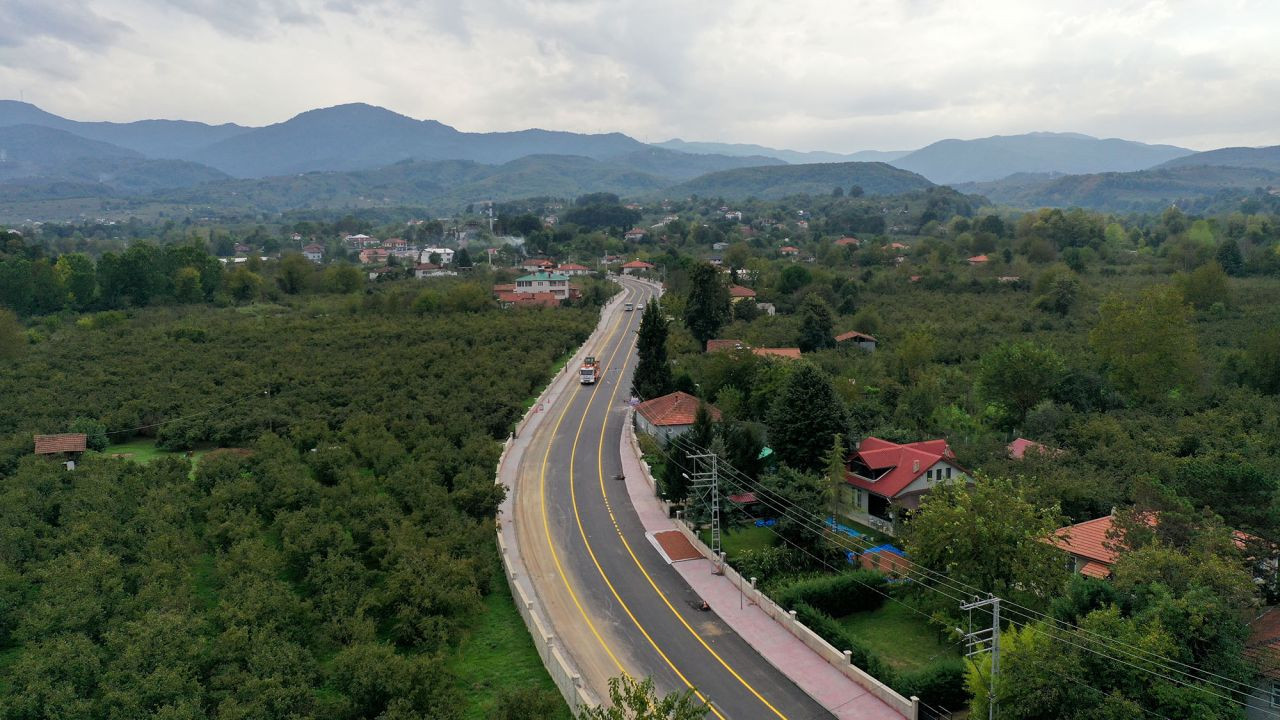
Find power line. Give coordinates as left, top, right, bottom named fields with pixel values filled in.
left=655, top=433, right=1272, bottom=712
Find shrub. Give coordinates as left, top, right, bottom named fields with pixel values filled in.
left=775, top=569, right=888, bottom=617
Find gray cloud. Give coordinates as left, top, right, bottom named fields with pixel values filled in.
left=4, top=0, right=1279, bottom=151
left=0, top=0, right=128, bottom=50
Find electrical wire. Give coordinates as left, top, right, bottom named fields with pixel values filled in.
left=648, top=431, right=1273, bottom=712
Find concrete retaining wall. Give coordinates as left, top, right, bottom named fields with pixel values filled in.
left=493, top=285, right=633, bottom=713
left=622, top=412, right=920, bottom=720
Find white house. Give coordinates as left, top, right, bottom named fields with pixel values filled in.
left=302, top=244, right=324, bottom=263
left=634, top=392, right=721, bottom=442
left=839, top=438, right=970, bottom=535
left=557, top=263, right=592, bottom=276
left=515, top=272, right=572, bottom=300
left=419, top=247, right=455, bottom=265
left=414, top=263, right=457, bottom=279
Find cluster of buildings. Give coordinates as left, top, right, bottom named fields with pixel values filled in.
left=340, top=233, right=460, bottom=279
left=491, top=258, right=593, bottom=308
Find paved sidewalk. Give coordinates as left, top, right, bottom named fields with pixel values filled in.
left=618, top=420, right=906, bottom=720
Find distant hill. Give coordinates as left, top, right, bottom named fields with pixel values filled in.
left=1157, top=146, right=1280, bottom=173
left=654, top=138, right=911, bottom=164
left=150, top=154, right=668, bottom=214
left=890, top=132, right=1193, bottom=184
left=667, top=161, right=932, bottom=200
left=960, top=165, right=1280, bottom=211
left=609, top=147, right=786, bottom=179
left=0, top=100, right=250, bottom=158
left=185, top=103, right=655, bottom=177
left=0, top=125, right=139, bottom=177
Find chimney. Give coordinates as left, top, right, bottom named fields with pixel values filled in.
left=912, top=459, right=920, bottom=473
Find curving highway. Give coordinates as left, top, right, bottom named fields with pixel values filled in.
left=511, top=276, right=840, bottom=719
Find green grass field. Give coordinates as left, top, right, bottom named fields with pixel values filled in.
left=839, top=601, right=959, bottom=673
left=101, top=438, right=175, bottom=463
left=701, top=524, right=779, bottom=559
left=447, top=544, right=571, bottom=720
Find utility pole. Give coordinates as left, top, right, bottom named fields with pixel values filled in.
left=961, top=595, right=1000, bottom=720
left=687, top=451, right=721, bottom=568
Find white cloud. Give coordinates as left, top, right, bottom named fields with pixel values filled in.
left=1, top=0, right=1277, bottom=151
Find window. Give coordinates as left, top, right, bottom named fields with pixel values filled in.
left=1271, top=682, right=1280, bottom=708
left=945, top=467, right=953, bottom=480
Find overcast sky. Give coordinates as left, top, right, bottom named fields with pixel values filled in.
left=2, top=0, right=1277, bottom=152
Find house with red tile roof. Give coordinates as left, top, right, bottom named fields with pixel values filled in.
left=1048, top=512, right=1272, bottom=582
left=1008, top=437, right=1061, bottom=459
left=634, top=391, right=721, bottom=441
left=624, top=228, right=647, bottom=243
left=496, top=290, right=560, bottom=309
left=834, top=330, right=876, bottom=352
left=834, top=236, right=860, bottom=247
left=728, top=284, right=756, bottom=302
left=621, top=259, right=655, bottom=275
left=557, top=262, right=592, bottom=276
left=34, top=433, right=87, bottom=455
left=968, top=254, right=990, bottom=266
left=779, top=246, right=800, bottom=256
left=359, top=248, right=390, bottom=265
left=752, top=347, right=802, bottom=360
left=1245, top=607, right=1280, bottom=717
left=521, top=258, right=555, bottom=271
left=840, top=437, right=969, bottom=535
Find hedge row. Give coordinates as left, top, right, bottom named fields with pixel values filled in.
left=778, top=575, right=968, bottom=711
left=774, top=569, right=888, bottom=617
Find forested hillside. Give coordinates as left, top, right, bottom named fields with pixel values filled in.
left=0, top=288, right=597, bottom=719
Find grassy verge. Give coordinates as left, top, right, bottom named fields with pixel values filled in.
left=448, top=540, right=572, bottom=720
left=838, top=601, right=959, bottom=673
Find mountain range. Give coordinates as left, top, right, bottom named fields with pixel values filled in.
left=1, top=100, right=1279, bottom=218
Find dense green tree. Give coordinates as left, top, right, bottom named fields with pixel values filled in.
left=455, top=247, right=473, bottom=268
left=1216, top=238, right=1244, bottom=275
left=172, top=266, right=204, bottom=303
left=682, top=263, right=730, bottom=350
left=1174, top=260, right=1230, bottom=310
left=778, top=265, right=812, bottom=294
left=977, top=342, right=1067, bottom=427
left=767, top=362, right=847, bottom=473
left=54, top=253, right=96, bottom=310
left=904, top=475, right=1068, bottom=615
left=796, top=294, right=835, bottom=353
left=578, top=675, right=706, bottom=720
left=0, top=309, right=22, bottom=361
left=659, top=403, right=715, bottom=503
left=1245, top=329, right=1280, bottom=394
left=225, top=267, right=264, bottom=303
left=759, top=465, right=828, bottom=553
left=1089, top=285, right=1199, bottom=402
left=69, top=417, right=109, bottom=452
left=276, top=253, right=312, bottom=295
left=633, top=299, right=674, bottom=400
left=325, top=264, right=364, bottom=293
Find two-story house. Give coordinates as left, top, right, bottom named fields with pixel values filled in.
left=515, top=272, right=571, bottom=300
left=839, top=437, right=969, bottom=535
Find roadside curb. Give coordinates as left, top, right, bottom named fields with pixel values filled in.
left=493, top=284, right=633, bottom=713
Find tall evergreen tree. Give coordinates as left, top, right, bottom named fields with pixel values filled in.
left=767, top=362, right=848, bottom=473
left=682, top=263, right=730, bottom=350
left=1215, top=238, right=1244, bottom=276
left=797, top=294, right=836, bottom=352
left=659, top=403, right=715, bottom=503
left=632, top=299, right=673, bottom=400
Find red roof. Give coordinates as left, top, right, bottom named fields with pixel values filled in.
left=522, top=258, right=554, bottom=267
left=302, top=243, right=324, bottom=252
left=636, top=391, right=721, bottom=427
left=1247, top=608, right=1280, bottom=679
left=558, top=263, right=590, bottom=271
left=845, top=437, right=957, bottom=498
left=1008, top=437, right=1062, bottom=459
left=835, top=330, right=875, bottom=343
left=706, top=339, right=746, bottom=353
left=968, top=254, right=990, bottom=263
left=493, top=283, right=516, bottom=292
left=621, top=260, right=655, bottom=269
left=728, top=492, right=757, bottom=504
left=780, top=246, right=800, bottom=253
left=34, top=433, right=87, bottom=454
left=752, top=347, right=801, bottom=360
left=728, top=285, right=756, bottom=298
left=834, top=237, right=860, bottom=246
left=1049, top=515, right=1120, bottom=567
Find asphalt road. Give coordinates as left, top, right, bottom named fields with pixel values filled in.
left=513, top=277, right=835, bottom=720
